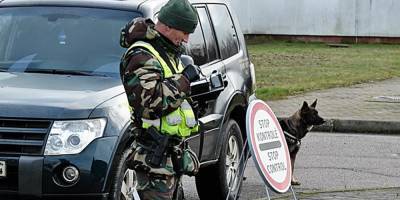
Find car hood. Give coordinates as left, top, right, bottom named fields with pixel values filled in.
left=0, top=72, right=125, bottom=119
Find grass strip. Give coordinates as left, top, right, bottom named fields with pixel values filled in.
left=248, top=41, right=400, bottom=100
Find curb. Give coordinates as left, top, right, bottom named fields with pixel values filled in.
left=312, top=119, right=400, bottom=134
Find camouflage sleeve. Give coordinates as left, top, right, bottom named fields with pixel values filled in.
left=121, top=48, right=191, bottom=119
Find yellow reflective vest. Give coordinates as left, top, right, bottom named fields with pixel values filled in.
left=127, top=41, right=199, bottom=137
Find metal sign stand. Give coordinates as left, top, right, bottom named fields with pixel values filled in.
left=226, top=140, right=298, bottom=200
left=290, top=186, right=298, bottom=200
left=264, top=184, right=298, bottom=200
left=265, top=186, right=271, bottom=199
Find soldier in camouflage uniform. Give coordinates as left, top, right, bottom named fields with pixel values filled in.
left=119, top=0, right=200, bottom=199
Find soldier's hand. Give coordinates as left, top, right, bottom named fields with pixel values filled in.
left=182, top=64, right=200, bottom=82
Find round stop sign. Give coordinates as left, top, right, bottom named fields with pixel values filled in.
left=246, top=100, right=291, bottom=193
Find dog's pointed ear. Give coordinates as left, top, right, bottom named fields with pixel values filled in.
left=301, top=101, right=309, bottom=112
left=311, top=99, right=317, bottom=108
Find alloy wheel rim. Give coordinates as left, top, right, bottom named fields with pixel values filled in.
left=121, top=169, right=137, bottom=200
left=225, top=134, right=240, bottom=192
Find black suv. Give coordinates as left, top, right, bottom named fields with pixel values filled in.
left=0, top=0, right=256, bottom=199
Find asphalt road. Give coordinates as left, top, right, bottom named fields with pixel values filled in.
left=182, top=132, right=400, bottom=199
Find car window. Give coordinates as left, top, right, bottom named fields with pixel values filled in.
left=186, top=9, right=207, bottom=66
left=186, top=6, right=218, bottom=66
left=207, top=4, right=239, bottom=59
left=0, top=7, right=140, bottom=77
left=197, top=7, right=219, bottom=64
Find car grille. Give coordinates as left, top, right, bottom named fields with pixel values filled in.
left=0, top=119, right=52, bottom=155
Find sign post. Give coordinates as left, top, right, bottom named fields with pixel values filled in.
left=246, top=99, right=293, bottom=195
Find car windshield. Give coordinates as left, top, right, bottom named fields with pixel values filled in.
left=0, top=6, right=140, bottom=77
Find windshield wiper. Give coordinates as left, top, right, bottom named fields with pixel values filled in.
left=24, top=69, right=106, bottom=77
left=0, top=68, right=8, bottom=72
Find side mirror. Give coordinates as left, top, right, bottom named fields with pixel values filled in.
left=180, top=55, right=195, bottom=67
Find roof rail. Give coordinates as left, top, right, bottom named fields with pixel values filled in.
left=137, top=0, right=150, bottom=10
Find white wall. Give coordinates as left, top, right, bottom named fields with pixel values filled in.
left=229, top=0, right=400, bottom=37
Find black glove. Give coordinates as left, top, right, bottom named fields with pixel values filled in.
left=182, top=64, right=200, bottom=82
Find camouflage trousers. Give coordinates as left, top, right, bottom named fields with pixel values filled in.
left=128, top=140, right=199, bottom=200
left=135, top=161, right=178, bottom=200
left=127, top=129, right=200, bottom=200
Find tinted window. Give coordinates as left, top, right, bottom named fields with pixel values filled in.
left=208, top=4, right=239, bottom=59
left=197, top=7, right=218, bottom=63
left=186, top=7, right=218, bottom=66
left=0, top=7, right=139, bottom=77
left=186, top=10, right=207, bottom=66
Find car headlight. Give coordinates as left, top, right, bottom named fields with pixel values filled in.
left=44, top=118, right=107, bottom=155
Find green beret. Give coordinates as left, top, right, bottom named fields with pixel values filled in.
left=158, top=0, right=198, bottom=33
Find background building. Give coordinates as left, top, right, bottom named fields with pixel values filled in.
left=229, top=0, right=400, bottom=43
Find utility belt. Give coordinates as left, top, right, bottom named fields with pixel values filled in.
left=129, top=127, right=199, bottom=177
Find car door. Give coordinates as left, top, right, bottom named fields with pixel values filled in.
left=186, top=4, right=225, bottom=162
left=207, top=3, right=245, bottom=92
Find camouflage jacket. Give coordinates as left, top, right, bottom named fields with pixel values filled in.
left=120, top=18, right=191, bottom=121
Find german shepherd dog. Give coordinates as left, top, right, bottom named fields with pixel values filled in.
left=279, top=99, right=325, bottom=185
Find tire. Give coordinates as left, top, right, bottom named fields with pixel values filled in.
left=109, top=148, right=139, bottom=200
left=195, top=119, right=244, bottom=200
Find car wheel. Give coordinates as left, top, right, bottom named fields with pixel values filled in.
left=109, top=148, right=139, bottom=200
left=195, top=119, right=244, bottom=200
